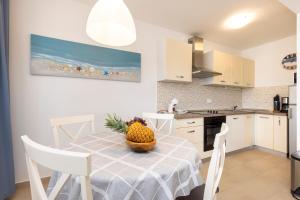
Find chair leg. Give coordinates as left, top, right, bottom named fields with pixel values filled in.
left=80, top=176, right=93, bottom=200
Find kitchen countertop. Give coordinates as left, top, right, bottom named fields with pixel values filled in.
left=174, top=109, right=288, bottom=119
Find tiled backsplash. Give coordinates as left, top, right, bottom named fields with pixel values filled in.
left=157, top=80, right=289, bottom=111
left=242, top=86, right=289, bottom=110
left=157, top=79, right=242, bottom=111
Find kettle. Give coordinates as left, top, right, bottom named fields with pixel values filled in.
left=168, top=98, right=178, bottom=113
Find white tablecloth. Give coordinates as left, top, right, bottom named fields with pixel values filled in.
left=47, top=132, right=204, bottom=200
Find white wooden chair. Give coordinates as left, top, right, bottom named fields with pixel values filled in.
left=21, top=135, right=93, bottom=200
left=50, top=114, right=95, bottom=148
left=203, top=123, right=228, bottom=200
left=142, top=113, right=174, bottom=135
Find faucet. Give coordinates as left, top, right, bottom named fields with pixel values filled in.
left=233, top=105, right=238, bottom=111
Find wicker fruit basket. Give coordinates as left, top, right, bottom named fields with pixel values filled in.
left=126, top=139, right=156, bottom=152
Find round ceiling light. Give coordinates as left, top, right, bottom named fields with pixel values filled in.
left=86, top=0, right=136, bottom=47
left=224, top=12, right=255, bottom=29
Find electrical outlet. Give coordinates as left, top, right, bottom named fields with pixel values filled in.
left=206, top=98, right=212, bottom=104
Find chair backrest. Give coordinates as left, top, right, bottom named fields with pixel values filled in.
left=142, top=113, right=174, bottom=135
left=21, top=135, right=93, bottom=200
left=50, top=114, right=95, bottom=148
left=203, top=123, right=228, bottom=200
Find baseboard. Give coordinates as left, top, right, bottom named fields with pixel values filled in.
left=15, top=176, right=50, bottom=188
left=253, top=145, right=289, bottom=158
left=201, top=145, right=288, bottom=163
left=201, top=146, right=255, bottom=163
left=226, top=146, right=255, bottom=156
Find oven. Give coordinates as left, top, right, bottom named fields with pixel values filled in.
left=204, top=116, right=226, bottom=152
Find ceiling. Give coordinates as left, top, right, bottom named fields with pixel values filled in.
left=123, top=0, right=296, bottom=50
left=279, top=0, right=300, bottom=13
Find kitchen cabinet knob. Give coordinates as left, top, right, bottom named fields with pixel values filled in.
left=187, top=130, right=195, bottom=133
left=259, top=116, right=269, bottom=119
left=176, top=75, right=184, bottom=79
left=220, top=80, right=226, bottom=83
left=233, top=117, right=238, bottom=120
left=187, top=121, right=196, bottom=124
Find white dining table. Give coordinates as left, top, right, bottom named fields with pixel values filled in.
left=47, top=132, right=204, bottom=200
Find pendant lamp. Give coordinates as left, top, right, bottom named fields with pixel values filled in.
left=86, top=0, right=136, bottom=46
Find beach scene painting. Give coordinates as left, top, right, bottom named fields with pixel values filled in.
left=30, top=34, right=141, bottom=82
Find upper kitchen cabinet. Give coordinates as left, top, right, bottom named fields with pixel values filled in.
left=202, top=50, right=232, bottom=86
left=242, top=59, right=255, bottom=87
left=231, top=55, right=243, bottom=86
left=157, top=38, right=192, bottom=82
left=202, top=50, right=255, bottom=88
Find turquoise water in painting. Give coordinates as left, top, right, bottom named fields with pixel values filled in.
left=30, top=34, right=141, bottom=82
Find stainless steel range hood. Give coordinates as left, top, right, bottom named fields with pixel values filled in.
left=188, top=36, right=222, bottom=78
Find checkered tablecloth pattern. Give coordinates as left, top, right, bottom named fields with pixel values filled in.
left=47, top=132, right=204, bottom=200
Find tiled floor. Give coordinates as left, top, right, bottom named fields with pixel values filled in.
left=201, top=148, right=293, bottom=200
left=8, top=149, right=293, bottom=200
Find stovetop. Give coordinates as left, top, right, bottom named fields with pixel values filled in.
left=188, top=110, right=229, bottom=115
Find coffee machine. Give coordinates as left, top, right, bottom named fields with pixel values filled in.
left=273, top=95, right=280, bottom=111
left=281, top=97, right=289, bottom=113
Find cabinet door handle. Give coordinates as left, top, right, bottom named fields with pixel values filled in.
left=187, top=130, right=195, bottom=133
left=234, top=82, right=239, bottom=84
left=220, top=80, right=226, bottom=83
left=176, top=75, right=184, bottom=79
left=233, top=117, right=238, bottom=120
left=187, top=121, right=196, bottom=124
left=259, top=116, right=269, bottom=119
left=279, top=119, right=281, bottom=126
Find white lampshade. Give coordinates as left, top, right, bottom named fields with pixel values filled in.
left=86, top=0, right=136, bottom=46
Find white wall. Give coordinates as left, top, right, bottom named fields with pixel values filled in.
left=204, top=40, right=241, bottom=55
left=9, top=0, right=191, bottom=182
left=242, top=35, right=296, bottom=87
left=297, top=14, right=300, bottom=151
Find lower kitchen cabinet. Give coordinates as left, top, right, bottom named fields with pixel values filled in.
left=255, top=114, right=274, bottom=149
left=175, top=118, right=211, bottom=158
left=174, top=114, right=287, bottom=158
left=226, top=114, right=254, bottom=153
left=175, top=126, right=203, bottom=146
left=244, top=114, right=254, bottom=147
left=226, top=115, right=245, bottom=152
left=273, top=116, right=288, bottom=153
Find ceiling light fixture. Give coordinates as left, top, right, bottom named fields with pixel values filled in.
left=86, top=0, right=136, bottom=47
left=224, top=12, right=255, bottom=29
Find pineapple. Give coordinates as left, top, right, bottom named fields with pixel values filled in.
left=105, top=114, right=155, bottom=143
left=127, top=122, right=154, bottom=143
left=105, top=114, right=128, bottom=133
